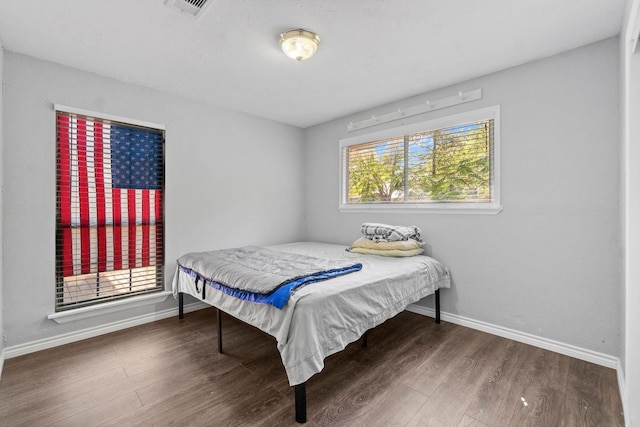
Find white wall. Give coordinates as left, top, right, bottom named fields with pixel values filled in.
left=0, top=44, right=5, bottom=369
left=1, top=52, right=305, bottom=348
left=623, top=0, right=640, bottom=422
left=304, top=38, right=621, bottom=357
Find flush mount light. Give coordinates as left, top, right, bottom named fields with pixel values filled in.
left=279, top=29, right=320, bottom=61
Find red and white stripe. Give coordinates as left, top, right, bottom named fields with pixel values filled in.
left=57, top=114, right=163, bottom=277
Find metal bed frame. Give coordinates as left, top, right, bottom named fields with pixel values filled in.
left=178, top=288, right=441, bottom=423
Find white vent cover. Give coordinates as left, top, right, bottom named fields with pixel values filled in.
left=166, top=0, right=213, bottom=18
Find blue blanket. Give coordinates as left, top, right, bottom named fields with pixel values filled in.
left=177, top=246, right=362, bottom=309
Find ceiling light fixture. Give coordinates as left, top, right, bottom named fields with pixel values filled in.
left=279, top=29, right=320, bottom=61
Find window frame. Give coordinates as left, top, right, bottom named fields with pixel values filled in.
left=339, top=105, right=502, bottom=214
left=54, top=104, right=167, bottom=312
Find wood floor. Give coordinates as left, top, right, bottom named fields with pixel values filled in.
left=0, top=308, right=624, bottom=426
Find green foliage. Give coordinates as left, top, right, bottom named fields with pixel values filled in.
left=348, top=143, right=404, bottom=202
left=347, top=120, right=492, bottom=203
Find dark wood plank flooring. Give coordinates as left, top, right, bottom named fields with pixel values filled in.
left=0, top=309, right=624, bottom=426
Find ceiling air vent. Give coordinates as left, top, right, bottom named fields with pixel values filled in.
left=166, top=0, right=213, bottom=18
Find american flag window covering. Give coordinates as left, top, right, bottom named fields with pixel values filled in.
left=55, top=110, right=165, bottom=311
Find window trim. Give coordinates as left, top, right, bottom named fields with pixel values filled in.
left=339, top=105, right=502, bottom=214
left=47, top=291, right=173, bottom=324
left=54, top=104, right=165, bottom=131
left=54, top=105, right=167, bottom=311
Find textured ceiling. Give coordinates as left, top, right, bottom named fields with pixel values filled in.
left=0, top=0, right=625, bottom=128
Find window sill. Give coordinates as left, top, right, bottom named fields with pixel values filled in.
left=47, top=291, right=173, bottom=324
left=339, top=203, right=503, bottom=215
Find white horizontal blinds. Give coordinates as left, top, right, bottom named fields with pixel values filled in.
left=346, top=136, right=405, bottom=203
left=345, top=119, right=494, bottom=204
left=407, top=119, right=493, bottom=202
left=55, top=111, right=165, bottom=311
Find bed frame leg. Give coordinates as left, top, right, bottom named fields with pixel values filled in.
left=294, top=383, right=307, bottom=423
left=178, top=292, right=184, bottom=319
left=217, top=308, right=223, bottom=353
left=362, top=331, right=368, bottom=348
left=435, top=289, right=441, bottom=324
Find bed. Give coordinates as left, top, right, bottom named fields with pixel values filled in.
left=172, top=241, right=450, bottom=423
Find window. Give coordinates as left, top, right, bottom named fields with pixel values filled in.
left=55, top=106, right=165, bottom=311
left=340, top=106, right=501, bottom=213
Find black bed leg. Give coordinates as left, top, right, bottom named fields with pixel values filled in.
left=362, top=331, right=368, bottom=348
left=435, top=289, right=441, bottom=324
left=294, top=383, right=307, bottom=423
left=217, top=308, right=223, bottom=354
left=178, top=292, right=184, bottom=319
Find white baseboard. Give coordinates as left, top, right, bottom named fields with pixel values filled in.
left=0, top=347, right=5, bottom=379
left=6, top=301, right=620, bottom=368
left=4, top=301, right=209, bottom=359
left=616, top=363, right=629, bottom=427
left=405, top=303, right=620, bottom=370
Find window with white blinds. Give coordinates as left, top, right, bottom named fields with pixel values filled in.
left=340, top=106, right=501, bottom=212
left=55, top=108, right=165, bottom=311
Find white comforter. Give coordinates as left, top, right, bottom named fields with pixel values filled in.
left=171, top=242, right=450, bottom=385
